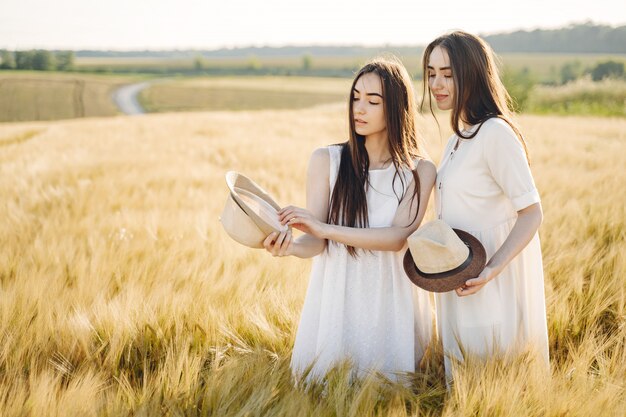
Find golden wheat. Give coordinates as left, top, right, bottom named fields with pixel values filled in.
left=0, top=105, right=624, bottom=416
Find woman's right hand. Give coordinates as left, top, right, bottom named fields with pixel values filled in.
left=263, top=230, right=294, bottom=257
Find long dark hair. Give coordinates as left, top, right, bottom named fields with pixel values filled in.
left=421, top=31, right=529, bottom=161
left=329, top=57, right=425, bottom=256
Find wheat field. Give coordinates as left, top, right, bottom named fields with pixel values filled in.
left=0, top=72, right=146, bottom=122
left=139, top=77, right=349, bottom=113
left=0, top=104, right=624, bottom=416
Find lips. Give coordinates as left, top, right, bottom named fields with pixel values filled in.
left=355, top=118, right=367, bottom=124
left=434, top=94, right=448, bottom=102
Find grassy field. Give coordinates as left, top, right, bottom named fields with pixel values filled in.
left=139, top=76, right=350, bottom=112
left=74, top=55, right=394, bottom=73
left=496, top=53, right=626, bottom=81
left=140, top=75, right=626, bottom=116
left=526, top=78, right=626, bottom=116
left=0, top=105, right=624, bottom=416
left=75, top=53, right=626, bottom=80
left=0, top=72, right=148, bottom=122
left=2, top=64, right=625, bottom=122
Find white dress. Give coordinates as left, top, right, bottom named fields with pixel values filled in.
left=434, top=118, right=549, bottom=378
left=290, top=145, right=433, bottom=382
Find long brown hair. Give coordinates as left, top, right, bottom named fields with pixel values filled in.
left=329, top=57, right=425, bottom=256
left=421, top=31, right=529, bottom=160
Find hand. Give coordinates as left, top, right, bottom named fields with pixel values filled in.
left=278, top=206, right=327, bottom=238
left=455, top=265, right=501, bottom=297
left=263, top=230, right=294, bottom=257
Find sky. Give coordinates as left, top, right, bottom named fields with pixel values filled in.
left=1, top=0, right=625, bottom=50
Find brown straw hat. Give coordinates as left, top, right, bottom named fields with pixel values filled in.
left=403, top=220, right=486, bottom=292
left=219, top=171, right=288, bottom=248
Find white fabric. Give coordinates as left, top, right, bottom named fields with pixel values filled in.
left=290, top=145, right=433, bottom=382
left=434, top=118, right=549, bottom=379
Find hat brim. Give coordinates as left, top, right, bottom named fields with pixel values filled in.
left=225, top=171, right=287, bottom=237
left=403, top=229, right=486, bottom=293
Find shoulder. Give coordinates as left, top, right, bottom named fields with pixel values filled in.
left=477, top=117, right=525, bottom=151
left=309, top=146, right=330, bottom=167
left=478, top=117, right=518, bottom=142
left=311, top=146, right=330, bottom=159
left=414, top=158, right=437, bottom=186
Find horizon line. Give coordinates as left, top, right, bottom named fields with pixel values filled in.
left=1, top=20, right=623, bottom=52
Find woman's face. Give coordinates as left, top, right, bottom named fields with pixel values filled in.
left=427, top=45, right=455, bottom=111
left=352, top=72, right=386, bottom=137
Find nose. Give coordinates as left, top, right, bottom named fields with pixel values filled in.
left=431, top=74, right=445, bottom=91
left=354, top=99, right=365, bottom=114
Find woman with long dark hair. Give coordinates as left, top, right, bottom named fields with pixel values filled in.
left=422, top=31, right=549, bottom=379
left=264, top=57, right=436, bottom=382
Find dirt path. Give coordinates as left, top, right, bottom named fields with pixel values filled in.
left=111, top=81, right=154, bottom=115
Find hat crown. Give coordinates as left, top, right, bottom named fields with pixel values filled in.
left=407, top=220, right=469, bottom=274
left=220, top=171, right=287, bottom=249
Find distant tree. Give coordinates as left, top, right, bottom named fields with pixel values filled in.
left=15, top=50, right=35, bottom=69
left=246, top=55, right=261, bottom=71
left=502, top=67, right=536, bottom=111
left=591, top=60, right=624, bottom=81
left=193, top=55, right=205, bottom=71
left=302, top=54, right=312, bottom=71
left=56, top=51, right=74, bottom=71
left=0, top=50, right=15, bottom=69
left=560, top=61, right=583, bottom=84
left=31, top=50, right=55, bottom=70
left=484, top=22, right=626, bottom=54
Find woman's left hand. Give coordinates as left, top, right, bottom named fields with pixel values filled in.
left=278, top=205, right=328, bottom=238
left=455, top=265, right=501, bottom=297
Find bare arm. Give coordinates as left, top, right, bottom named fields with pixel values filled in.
left=263, top=148, right=330, bottom=258
left=457, top=202, right=543, bottom=296
left=280, top=159, right=437, bottom=252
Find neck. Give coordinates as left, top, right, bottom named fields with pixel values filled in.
left=364, top=131, right=391, bottom=166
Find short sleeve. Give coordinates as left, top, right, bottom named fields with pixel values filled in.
left=482, top=119, right=540, bottom=211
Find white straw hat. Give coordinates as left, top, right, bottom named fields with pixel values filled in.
left=219, top=171, right=288, bottom=248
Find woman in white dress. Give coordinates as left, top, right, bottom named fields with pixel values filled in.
left=422, top=31, right=550, bottom=378
left=263, top=58, right=436, bottom=382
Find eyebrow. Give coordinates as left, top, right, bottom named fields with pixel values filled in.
left=353, top=88, right=383, bottom=98
left=427, top=66, right=452, bottom=70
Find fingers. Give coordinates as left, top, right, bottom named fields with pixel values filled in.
left=277, top=229, right=293, bottom=256
left=279, top=206, right=309, bottom=224
left=278, top=205, right=296, bottom=215
left=263, top=231, right=292, bottom=257
left=278, top=206, right=298, bottom=220
left=456, top=267, right=496, bottom=297
left=275, top=229, right=288, bottom=249
left=281, top=211, right=307, bottom=225
left=278, top=208, right=293, bottom=223
left=455, top=283, right=484, bottom=297
left=464, top=276, right=486, bottom=287
left=263, top=232, right=277, bottom=251
left=287, top=216, right=305, bottom=225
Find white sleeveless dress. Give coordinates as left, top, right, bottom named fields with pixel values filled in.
left=434, top=118, right=549, bottom=379
left=290, top=145, right=433, bottom=382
